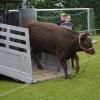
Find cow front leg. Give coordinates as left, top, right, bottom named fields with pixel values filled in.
left=60, top=60, right=71, bottom=79
left=75, top=54, right=80, bottom=73
left=57, top=51, right=71, bottom=79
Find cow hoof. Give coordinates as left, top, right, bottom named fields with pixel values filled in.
left=37, top=65, right=44, bottom=70
left=38, top=67, right=44, bottom=70
left=76, top=67, right=80, bottom=74
left=76, top=71, right=79, bottom=74
left=65, top=75, right=71, bottom=79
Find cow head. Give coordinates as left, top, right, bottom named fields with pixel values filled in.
left=79, top=32, right=95, bottom=54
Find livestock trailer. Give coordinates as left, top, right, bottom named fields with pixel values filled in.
left=0, top=0, right=64, bottom=83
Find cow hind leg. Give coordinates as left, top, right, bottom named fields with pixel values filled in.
left=32, top=50, right=43, bottom=70
left=35, top=52, right=43, bottom=70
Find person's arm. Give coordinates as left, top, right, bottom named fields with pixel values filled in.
left=56, top=20, right=65, bottom=26
left=56, top=22, right=61, bottom=25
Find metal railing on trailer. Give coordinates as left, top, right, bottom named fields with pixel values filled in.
left=0, top=23, right=34, bottom=83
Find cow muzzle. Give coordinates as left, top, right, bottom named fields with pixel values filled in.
left=86, top=48, right=95, bottom=54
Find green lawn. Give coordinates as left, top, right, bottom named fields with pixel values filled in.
left=0, top=36, right=100, bottom=100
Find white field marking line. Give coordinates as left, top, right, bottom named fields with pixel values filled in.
left=0, top=53, right=99, bottom=97
left=0, top=84, right=29, bottom=97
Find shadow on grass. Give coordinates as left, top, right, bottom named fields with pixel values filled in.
left=0, top=74, right=24, bottom=84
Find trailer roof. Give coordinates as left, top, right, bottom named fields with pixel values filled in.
left=0, top=0, right=22, bottom=3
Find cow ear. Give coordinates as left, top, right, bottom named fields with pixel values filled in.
left=81, top=33, right=86, bottom=40
left=81, top=32, right=91, bottom=40
left=85, top=32, right=92, bottom=36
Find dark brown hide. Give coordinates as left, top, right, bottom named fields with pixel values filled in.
left=23, top=21, right=95, bottom=79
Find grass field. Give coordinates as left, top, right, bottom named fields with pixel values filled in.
left=0, top=36, right=100, bottom=100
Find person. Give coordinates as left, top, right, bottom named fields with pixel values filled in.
left=60, top=13, right=74, bottom=30
left=57, top=12, right=66, bottom=25
left=58, top=13, right=75, bottom=77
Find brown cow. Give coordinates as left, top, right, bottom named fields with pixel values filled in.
left=23, top=21, right=95, bottom=79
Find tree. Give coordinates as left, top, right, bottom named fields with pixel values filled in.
left=28, top=0, right=62, bottom=8
left=28, top=0, right=100, bottom=29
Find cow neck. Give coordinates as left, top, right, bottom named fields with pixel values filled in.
left=78, top=33, right=93, bottom=53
